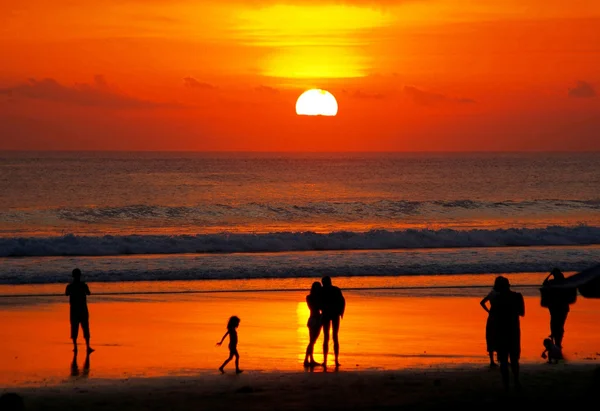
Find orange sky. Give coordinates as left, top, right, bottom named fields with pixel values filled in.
left=1, top=0, right=599, bottom=151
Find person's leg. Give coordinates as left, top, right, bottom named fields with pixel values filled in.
left=81, top=316, right=94, bottom=353
left=550, top=313, right=559, bottom=347
left=311, top=325, right=322, bottom=364
left=322, top=319, right=331, bottom=367
left=304, top=327, right=313, bottom=365
left=556, top=312, right=568, bottom=349
left=304, top=344, right=311, bottom=365
left=510, top=351, right=521, bottom=391
left=488, top=351, right=497, bottom=367
left=219, top=353, right=234, bottom=373
left=332, top=316, right=340, bottom=366
left=307, top=326, right=321, bottom=365
left=549, top=309, right=568, bottom=348
left=234, top=351, right=242, bottom=374
left=497, top=350, right=509, bottom=391
left=70, top=317, right=79, bottom=352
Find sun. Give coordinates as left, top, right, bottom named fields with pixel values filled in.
left=295, top=89, right=338, bottom=116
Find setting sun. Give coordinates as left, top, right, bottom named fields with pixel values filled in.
left=295, top=89, right=338, bottom=116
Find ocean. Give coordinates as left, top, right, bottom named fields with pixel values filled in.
left=1, top=151, right=599, bottom=286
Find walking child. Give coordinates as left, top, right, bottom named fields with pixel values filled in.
left=216, top=316, right=243, bottom=374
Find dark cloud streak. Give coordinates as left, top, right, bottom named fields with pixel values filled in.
left=0, top=76, right=180, bottom=109
left=403, top=85, right=475, bottom=106
left=568, top=81, right=596, bottom=98
left=183, top=77, right=217, bottom=90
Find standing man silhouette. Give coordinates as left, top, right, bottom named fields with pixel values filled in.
left=66, top=268, right=94, bottom=354
left=321, top=276, right=345, bottom=368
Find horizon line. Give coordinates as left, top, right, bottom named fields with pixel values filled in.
left=1, top=149, right=599, bottom=154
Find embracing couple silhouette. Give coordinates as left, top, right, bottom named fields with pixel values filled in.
left=303, top=276, right=346, bottom=369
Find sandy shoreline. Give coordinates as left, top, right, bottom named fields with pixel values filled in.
left=3, top=364, right=599, bottom=410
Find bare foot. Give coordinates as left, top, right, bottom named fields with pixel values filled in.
left=310, top=361, right=321, bottom=367
left=335, top=362, right=341, bottom=367
left=236, top=369, right=244, bottom=374
left=219, top=367, right=225, bottom=374
left=86, top=347, right=95, bottom=354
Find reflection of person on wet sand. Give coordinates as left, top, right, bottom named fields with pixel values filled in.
left=70, top=350, right=91, bottom=378
left=491, top=276, right=524, bottom=392
left=480, top=279, right=500, bottom=368
left=303, top=281, right=323, bottom=368
left=216, top=316, right=243, bottom=374
left=65, top=268, right=94, bottom=354
left=321, top=276, right=345, bottom=368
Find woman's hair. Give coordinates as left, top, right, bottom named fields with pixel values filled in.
left=493, top=276, right=510, bottom=293
left=227, top=316, right=241, bottom=329
left=310, top=281, right=322, bottom=295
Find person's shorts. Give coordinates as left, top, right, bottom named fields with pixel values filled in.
left=70, top=314, right=90, bottom=340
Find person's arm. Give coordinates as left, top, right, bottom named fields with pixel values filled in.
left=65, top=285, right=70, bottom=296
left=517, top=293, right=525, bottom=317
left=542, top=274, right=553, bottom=286
left=85, top=284, right=91, bottom=295
left=216, top=331, right=229, bottom=346
left=480, top=293, right=491, bottom=313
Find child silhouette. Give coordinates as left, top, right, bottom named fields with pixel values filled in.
left=216, top=316, right=243, bottom=374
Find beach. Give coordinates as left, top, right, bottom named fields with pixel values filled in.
left=6, top=365, right=600, bottom=411
left=2, top=288, right=600, bottom=410
left=2, top=277, right=600, bottom=410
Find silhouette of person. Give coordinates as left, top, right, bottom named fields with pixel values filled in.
left=320, top=276, right=345, bottom=368
left=491, top=276, right=525, bottom=392
left=216, top=316, right=243, bottom=374
left=70, top=350, right=91, bottom=378
left=0, top=393, right=25, bottom=411
left=65, top=268, right=94, bottom=354
left=303, top=281, right=323, bottom=368
left=542, top=268, right=570, bottom=349
left=480, top=279, right=501, bottom=368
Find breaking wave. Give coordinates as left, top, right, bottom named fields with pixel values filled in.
left=1, top=225, right=599, bottom=257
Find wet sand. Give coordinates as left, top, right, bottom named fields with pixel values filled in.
left=1, top=288, right=599, bottom=388
left=1, top=365, right=598, bottom=411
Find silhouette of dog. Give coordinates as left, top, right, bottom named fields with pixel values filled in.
left=541, top=337, right=562, bottom=364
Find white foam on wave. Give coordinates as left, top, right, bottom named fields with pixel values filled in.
left=1, top=244, right=599, bottom=284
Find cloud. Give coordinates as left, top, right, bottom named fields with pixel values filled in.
left=183, top=77, right=217, bottom=90
left=352, top=90, right=385, bottom=99
left=568, top=81, right=596, bottom=98
left=254, top=85, right=279, bottom=94
left=0, top=76, right=179, bottom=109
left=403, top=86, right=475, bottom=106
